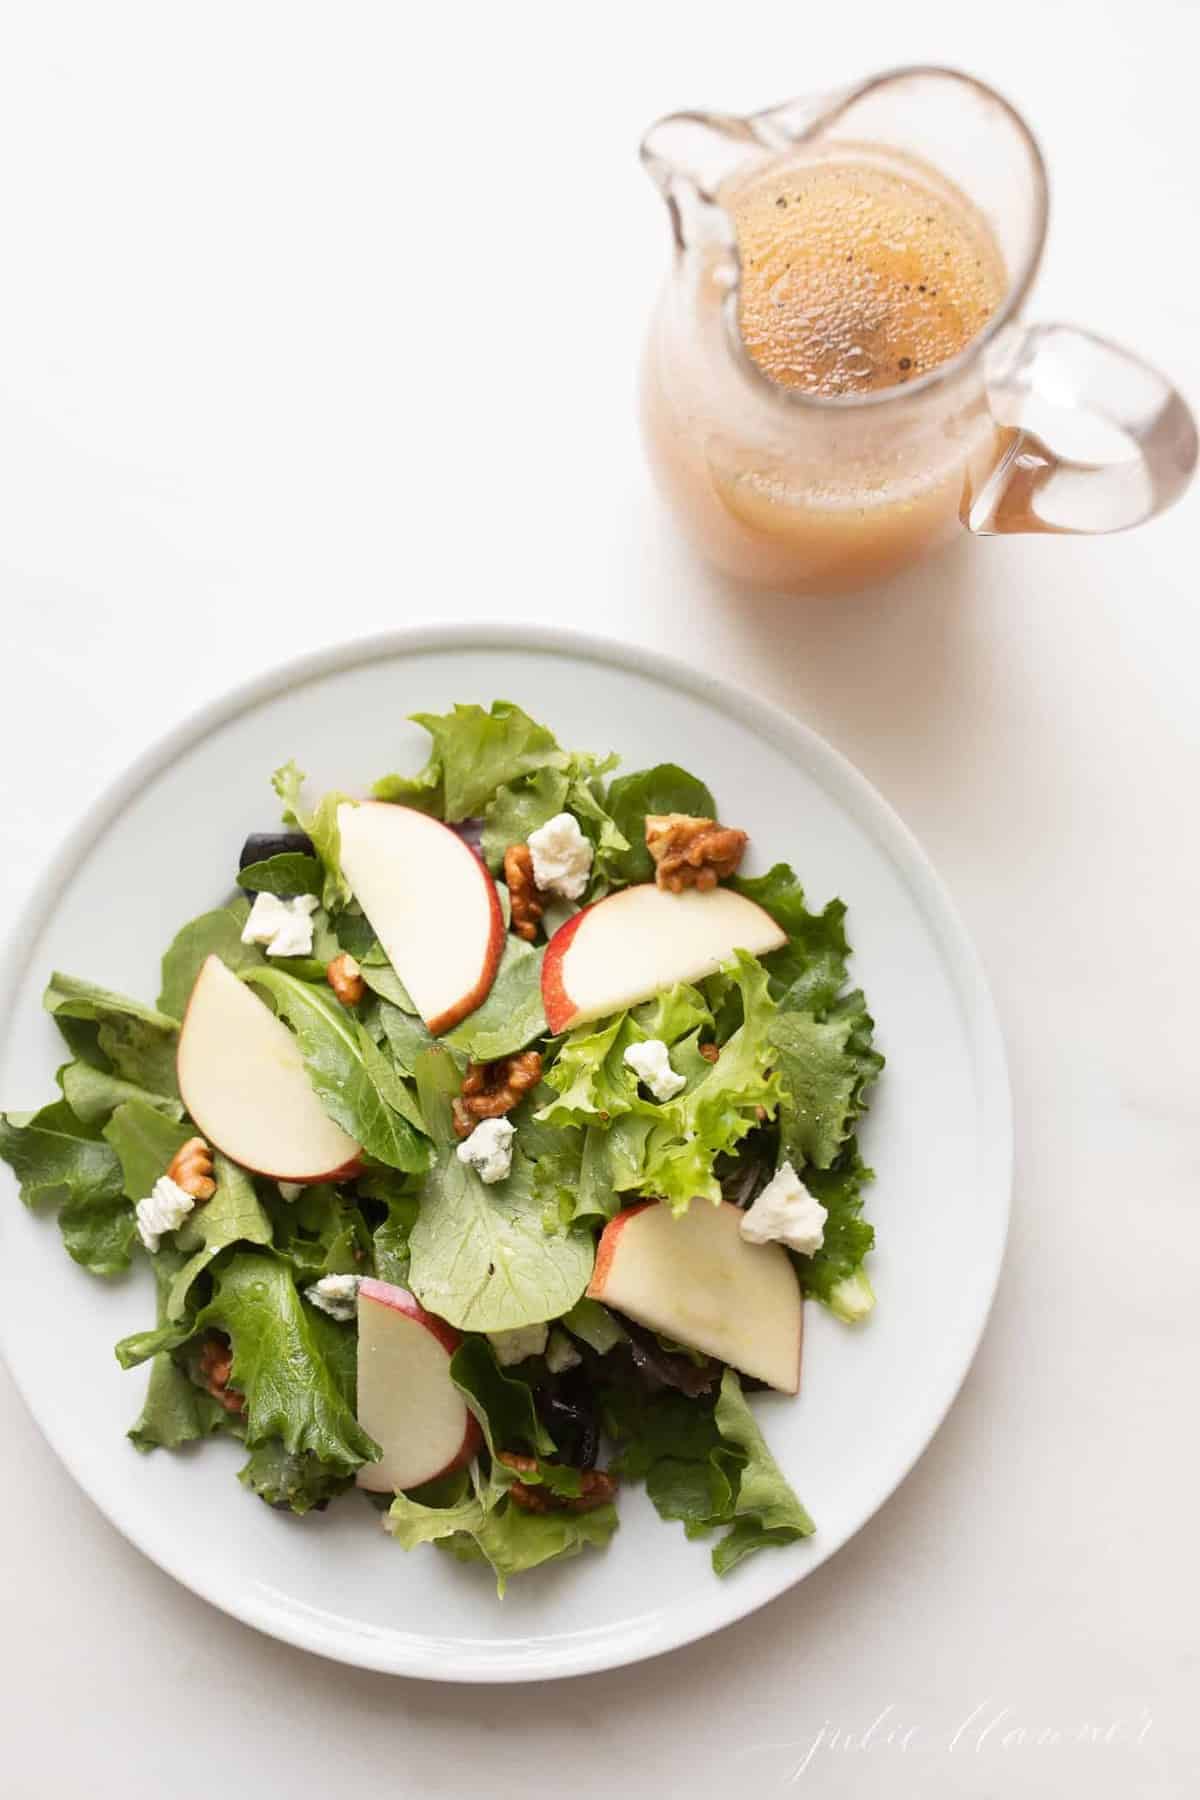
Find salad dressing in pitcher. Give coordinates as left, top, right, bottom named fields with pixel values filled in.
left=639, top=70, right=1195, bottom=593
left=730, top=151, right=1006, bottom=398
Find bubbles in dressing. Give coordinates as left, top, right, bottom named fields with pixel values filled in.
left=731, top=155, right=1008, bottom=397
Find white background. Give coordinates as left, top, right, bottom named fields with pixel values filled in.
left=1, top=2, right=1197, bottom=1796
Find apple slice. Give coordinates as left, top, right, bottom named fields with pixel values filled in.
left=588, top=1199, right=803, bottom=1393
left=542, top=883, right=787, bottom=1034
left=177, top=955, right=362, bottom=1181
left=337, top=801, right=504, bottom=1035
left=355, top=1278, right=482, bottom=1492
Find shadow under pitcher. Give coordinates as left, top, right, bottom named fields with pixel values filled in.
left=639, top=66, right=1197, bottom=595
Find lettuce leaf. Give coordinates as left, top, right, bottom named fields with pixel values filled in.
left=769, top=988, right=883, bottom=1171
left=44, top=974, right=179, bottom=1096
left=245, top=967, right=428, bottom=1172
left=406, top=1051, right=594, bottom=1331
left=103, top=1099, right=193, bottom=1203
left=272, top=761, right=352, bottom=912
left=265, top=1180, right=373, bottom=1282
left=443, top=939, right=546, bottom=1061
left=237, top=1441, right=354, bottom=1513
left=167, top=1152, right=273, bottom=1319
left=536, top=956, right=781, bottom=1215
left=386, top=1338, right=618, bottom=1593
left=59, top=1061, right=183, bottom=1128
left=197, top=1252, right=378, bottom=1471
left=376, top=701, right=568, bottom=824
left=606, top=764, right=716, bottom=886
left=0, top=1100, right=134, bottom=1275
left=733, top=864, right=850, bottom=1005
left=158, top=901, right=266, bottom=1018
left=127, top=1249, right=240, bottom=1452
left=605, top=1370, right=812, bottom=1574
left=481, top=766, right=570, bottom=871
left=237, top=852, right=323, bottom=898
left=796, top=1144, right=877, bottom=1319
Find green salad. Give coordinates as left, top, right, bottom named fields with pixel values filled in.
left=0, top=700, right=883, bottom=1592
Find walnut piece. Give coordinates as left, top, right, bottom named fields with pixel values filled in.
left=499, top=1452, right=618, bottom=1514
left=452, top=1050, right=543, bottom=1139
left=166, top=1135, right=216, bottom=1201
left=326, top=951, right=365, bottom=1006
left=645, top=812, right=748, bottom=893
left=699, top=1042, right=721, bottom=1064
left=197, top=1333, right=246, bottom=1416
left=504, top=843, right=545, bottom=942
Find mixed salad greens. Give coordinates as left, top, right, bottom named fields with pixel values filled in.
left=0, top=701, right=883, bottom=1592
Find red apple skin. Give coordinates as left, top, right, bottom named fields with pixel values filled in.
left=587, top=1201, right=655, bottom=1299
left=357, top=1278, right=466, bottom=1358
left=353, top=803, right=505, bottom=1036
left=176, top=956, right=365, bottom=1183
left=541, top=903, right=593, bottom=1035
left=356, top=1279, right=483, bottom=1482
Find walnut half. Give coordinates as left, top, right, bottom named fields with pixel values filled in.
left=166, top=1136, right=216, bottom=1201
left=197, top=1333, right=246, bottom=1416
left=645, top=813, right=748, bottom=892
left=504, top=843, right=545, bottom=942
left=499, top=1452, right=619, bottom=1514
left=452, top=1050, right=543, bottom=1139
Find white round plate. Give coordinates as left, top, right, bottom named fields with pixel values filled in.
left=0, top=627, right=1010, bottom=1682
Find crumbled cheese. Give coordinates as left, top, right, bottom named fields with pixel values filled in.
left=277, top=1181, right=305, bottom=1201
left=488, top=1323, right=549, bottom=1366
left=456, top=1116, right=515, bottom=1184
left=241, top=890, right=320, bottom=958
left=135, top=1176, right=196, bottom=1252
left=545, top=1329, right=582, bottom=1374
left=624, top=1037, right=686, bottom=1102
left=527, top=812, right=593, bottom=900
left=305, top=1273, right=361, bottom=1321
left=739, top=1161, right=828, bottom=1256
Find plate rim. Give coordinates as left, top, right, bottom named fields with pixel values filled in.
left=0, top=623, right=1012, bottom=1681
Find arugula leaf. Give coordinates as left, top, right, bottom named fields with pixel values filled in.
left=333, top=906, right=379, bottom=963
left=377, top=1002, right=435, bottom=1075
left=237, top=1441, right=354, bottom=1513
left=384, top=701, right=569, bottom=824
left=237, top=852, right=323, bottom=898
left=272, top=761, right=352, bottom=912
left=245, top=967, right=428, bottom=1172
left=103, top=1100, right=193, bottom=1203
left=128, top=1250, right=238, bottom=1452
left=44, top=974, right=179, bottom=1095
left=167, top=1152, right=273, bottom=1320
left=769, top=989, right=883, bottom=1171
left=606, top=764, right=716, bottom=886
left=361, top=963, right=418, bottom=1012
left=407, top=1051, right=594, bottom=1332
left=481, top=767, right=569, bottom=871
left=443, top=939, right=546, bottom=1060
left=60, top=1060, right=183, bottom=1127
left=158, top=901, right=266, bottom=1017
left=197, top=1252, right=378, bottom=1471
left=0, top=1101, right=133, bottom=1275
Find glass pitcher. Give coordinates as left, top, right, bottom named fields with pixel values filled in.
left=640, top=67, right=1197, bottom=594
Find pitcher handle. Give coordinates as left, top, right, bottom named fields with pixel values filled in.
left=964, top=323, right=1197, bottom=535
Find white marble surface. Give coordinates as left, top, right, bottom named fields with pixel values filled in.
left=1, top=3, right=1197, bottom=1795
